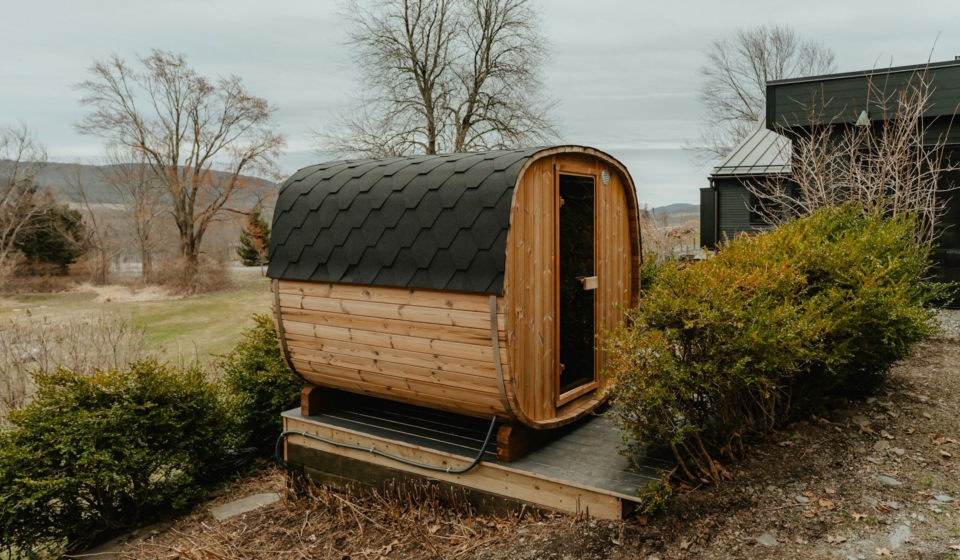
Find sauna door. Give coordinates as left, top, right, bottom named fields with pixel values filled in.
left=557, top=173, right=597, bottom=402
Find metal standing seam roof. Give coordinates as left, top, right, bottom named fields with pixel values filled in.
left=266, top=148, right=545, bottom=295
left=710, top=118, right=792, bottom=178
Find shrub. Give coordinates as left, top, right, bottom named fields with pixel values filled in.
left=148, top=256, right=232, bottom=295
left=220, top=314, right=304, bottom=452
left=638, top=252, right=675, bottom=291
left=605, top=204, right=951, bottom=484
left=0, top=359, right=234, bottom=555
left=12, top=190, right=87, bottom=276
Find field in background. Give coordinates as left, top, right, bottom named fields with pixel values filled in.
left=0, top=268, right=272, bottom=363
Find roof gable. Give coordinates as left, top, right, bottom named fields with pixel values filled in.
left=711, top=119, right=791, bottom=177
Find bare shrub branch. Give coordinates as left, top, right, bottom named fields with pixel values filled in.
left=0, top=312, right=149, bottom=419
left=639, top=208, right=699, bottom=264
left=748, top=67, right=958, bottom=244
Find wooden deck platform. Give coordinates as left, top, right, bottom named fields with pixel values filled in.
left=281, top=395, right=672, bottom=519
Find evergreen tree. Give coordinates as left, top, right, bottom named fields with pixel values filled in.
left=237, top=208, right=270, bottom=272
left=13, top=189, right=86, bottom=275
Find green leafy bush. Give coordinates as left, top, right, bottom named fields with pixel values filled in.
left=605, top=205, right=951, bottom=484
left=220, top=314, right=304, bottom=451
left=0, top=359, right=233, bottom=555
left=636, top=475, right=673, bottom=516
left=638, top=252, right=675, bottom=291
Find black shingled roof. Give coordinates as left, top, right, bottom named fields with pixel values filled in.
left=267, top=148, right=544, bottom=294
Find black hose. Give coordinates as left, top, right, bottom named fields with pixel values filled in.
left=276, top=415, right=498, bottom=474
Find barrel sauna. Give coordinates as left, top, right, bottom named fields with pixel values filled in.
left=268, top=146, right=641, bottom=430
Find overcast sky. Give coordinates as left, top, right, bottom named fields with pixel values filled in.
left=1, top=0, right=958, bottom=207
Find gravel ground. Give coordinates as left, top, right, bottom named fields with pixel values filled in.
left=936, top=309, right=960, bottom=337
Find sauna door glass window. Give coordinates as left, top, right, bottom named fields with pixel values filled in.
left=558, top=174, right=596, bottom=396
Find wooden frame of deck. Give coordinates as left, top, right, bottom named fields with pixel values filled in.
left=281, top=402, right=670, bottom=520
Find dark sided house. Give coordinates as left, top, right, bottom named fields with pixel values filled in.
left=700, top=118, right=794, bottom=247
left=701, top=58, right=960, bottom=283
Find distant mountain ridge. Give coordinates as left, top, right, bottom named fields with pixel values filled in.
left=28, top=162, right=277, bottom=207
left=651, top=203, right=698, bottom=215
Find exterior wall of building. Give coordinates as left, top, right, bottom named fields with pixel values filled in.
left=716, top=180, right=772, bottom=243
left=700, top=187, right=717, bottom=249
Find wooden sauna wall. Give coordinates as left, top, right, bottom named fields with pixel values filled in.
left=274, top=280, right=513, bottom=419
left=503, top=152, right=637, bottom=424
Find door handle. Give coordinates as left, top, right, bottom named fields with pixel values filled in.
left=576, top=276, right=598, bottom=291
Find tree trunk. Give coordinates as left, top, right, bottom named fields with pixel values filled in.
left=141, top=248, right=152, bottom=278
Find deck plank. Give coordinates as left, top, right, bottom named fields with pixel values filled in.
left=283, top=394, right=671, bottom=503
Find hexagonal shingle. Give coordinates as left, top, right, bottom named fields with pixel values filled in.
left=448, top=230, right=479, bottom=270
left=266, top=147, right=551, bottom=294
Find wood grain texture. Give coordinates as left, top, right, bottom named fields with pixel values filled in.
left=273, top=148, right=641, bottom=430
left=276, top=280, right=511, bottom=421
left=502, top=149, right=639, bottom=428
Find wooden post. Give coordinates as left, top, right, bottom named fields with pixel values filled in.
left=301, top=385, right=341, bottom=416
left=496, top=423, right=541, bottom=463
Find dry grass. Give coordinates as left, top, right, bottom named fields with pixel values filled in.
left=0, top=311, right=149, bottom=418
left=148, top=257, right=234, bottom=296
left=73, top=282, right=180, bottom=303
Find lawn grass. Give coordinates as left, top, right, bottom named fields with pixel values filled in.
left=0, top=269, right=272, bottom=363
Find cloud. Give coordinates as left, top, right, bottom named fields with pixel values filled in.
left=1, top=0, right=956, bottom=206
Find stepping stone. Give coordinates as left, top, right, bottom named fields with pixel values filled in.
left=211, top=493, right=281, bottom=521
left=888, top=525, right=911, bottom=550
left=756, top=533, right=778, bottom=547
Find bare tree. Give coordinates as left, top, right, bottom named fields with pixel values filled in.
left=317, top=0, right=560, bottom=158
left=0, top=122, right=48, bottom=287
left=100, top=145, right=168, bottom=277
left=747, top=68, right=958, bottom=244
left=75, top=50, right=286, bottom=281
left=688, top=24, right=836, bottom=164
left=60, top=163, right=122, bottom=285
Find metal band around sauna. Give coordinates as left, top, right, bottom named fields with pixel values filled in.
left=489, top=295, right=517, bottom=422
left=273, top=279, right=304, bottom=381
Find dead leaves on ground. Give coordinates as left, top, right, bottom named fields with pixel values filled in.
left=931, top=434, right=958, bottom=445
left=825, top=534, right=846, bottom=544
